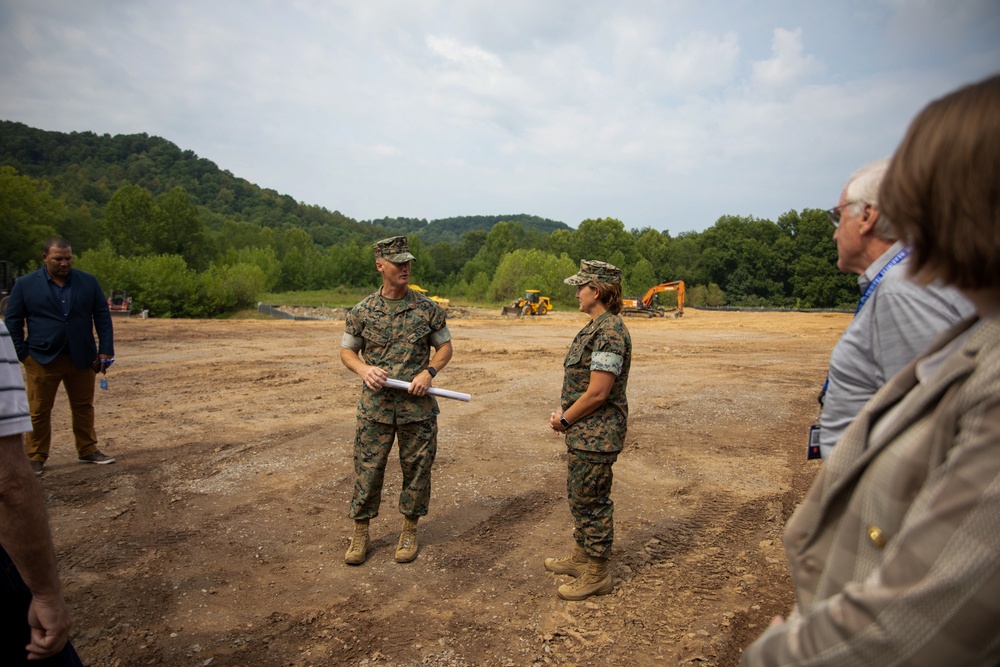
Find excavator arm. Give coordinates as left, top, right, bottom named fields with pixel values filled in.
left=641, top=281, right=685, bottom=314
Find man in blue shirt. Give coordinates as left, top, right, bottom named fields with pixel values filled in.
left=818, top=160, right=973, bottom=458
left=4, top=238, right=116, bottom=475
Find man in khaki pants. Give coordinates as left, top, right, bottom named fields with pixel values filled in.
left=4, top=237, right=116, bottom=476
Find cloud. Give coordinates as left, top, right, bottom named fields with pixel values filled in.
left=426, top=35, right=503, bottom=69
left=0, top=1, right=996, bottom=234
left=652, top=30, right=742, bottom=91
left=751, top=27, right=821, bottom=89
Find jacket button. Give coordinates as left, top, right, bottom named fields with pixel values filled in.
left=867, top=525, right=887, bottom=548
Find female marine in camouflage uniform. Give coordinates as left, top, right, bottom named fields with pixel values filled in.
left=546, top=260, right=631, bottom=600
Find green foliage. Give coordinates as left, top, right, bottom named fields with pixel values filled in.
left=76, top=244, right=266, bottom=318
left=489, top=250, right=578, bottom=305
left=201, top=262, right=267, bottom=312
left=779, top=208, right=857, bottom=308
left=102, top=184, right=157, bottom=256
left=326, top=241, right=377, bottom=289
left=624, top=258, right=658, bottom=297
left=467, top=272, right=491, bottom=302
left=259, top=288, right=376, bottom=308
left=0, top=166, right=65, bottom=269
left=127, top=255, right=204, bottom=317
left=155, top=187, right=207, bottom=268
left=687, top=283, right=726, bottom=307
left=0, top=120, right=374, bottom=250
left=572, top=218, right=638, bottom=267
left=220, top=246, right=281, bottom=291
left=706, top=283, right=725, bottom=307
left=378, top=214, right=570, bottom=246
left=3, top=120, right=861, bottom=316
left=698, top=215, right=789, bottom=306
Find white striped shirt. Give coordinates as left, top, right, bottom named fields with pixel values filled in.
left=0, top=328, right=31, bottom=438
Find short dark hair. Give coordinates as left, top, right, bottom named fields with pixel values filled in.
left=592, top=281, right=623, bottom=315
left=44, top=237, right=71, bottom=253
left=881, top=74, right=1000, bottom=290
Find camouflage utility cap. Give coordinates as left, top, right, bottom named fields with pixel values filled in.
left=373, top=236, right=416, bottom=263
left=564, top=259, right=622, bottom=285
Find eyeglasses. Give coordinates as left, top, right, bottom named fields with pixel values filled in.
left=826, top=202, right=861, bottom=227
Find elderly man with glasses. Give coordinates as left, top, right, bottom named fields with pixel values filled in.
left=813, top=159, right=973, bottom=459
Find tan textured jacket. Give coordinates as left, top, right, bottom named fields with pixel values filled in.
left=743, top=312, right=1000, bottom=666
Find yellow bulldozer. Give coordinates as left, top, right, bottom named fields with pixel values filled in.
left=409, top=284, right=450, bottom=311
left=501, top=289, right=553, bottom=317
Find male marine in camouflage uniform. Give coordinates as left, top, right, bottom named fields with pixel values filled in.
left=340, top=236, right=453, bottom=565
left=546, top=260, right=631, bottom=600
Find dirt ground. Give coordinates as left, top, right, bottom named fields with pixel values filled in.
left=34, top=306, right=850, bottom=666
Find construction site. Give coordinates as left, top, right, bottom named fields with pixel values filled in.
left=36, top=307, right=846, bottom=666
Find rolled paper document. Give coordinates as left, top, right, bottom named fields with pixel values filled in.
left=384, top=377, right=472, bottom=402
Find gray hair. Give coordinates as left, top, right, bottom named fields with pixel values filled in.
left=844, top=158, right=896, bottom=240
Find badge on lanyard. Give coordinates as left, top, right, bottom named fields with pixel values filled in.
left=807, top=425, right=822, bottom=460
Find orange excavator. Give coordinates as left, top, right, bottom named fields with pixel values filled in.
left=622, top=281, right=684, bottom=318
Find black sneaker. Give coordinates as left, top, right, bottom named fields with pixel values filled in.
left=78, top=450, right=116, bottom=465
left=30, top=460, right=44, bottom=476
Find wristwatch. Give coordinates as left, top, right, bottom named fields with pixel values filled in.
left=426, top=367, right=437, bottom=378
left=560, top=417, right=570, bottom=429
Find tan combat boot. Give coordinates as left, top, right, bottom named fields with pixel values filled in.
left=557, top=556, right=612, bottom=601
left=544, top=545, right=589, bottom=577
left=344, top=519, right=370, bottom=565
left=395, top=516, right=419, bottom=563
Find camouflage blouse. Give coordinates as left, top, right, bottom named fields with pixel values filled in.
left=561, top=311, right=631, bottom=453
left=343, top=288, right=451, bottom=424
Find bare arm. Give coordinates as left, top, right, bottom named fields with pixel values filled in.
left=0, top=434, right=72, bottom=660
left=550, top=370, right=615, bottom=432
left=340, top=347, right=388, bottom=390
left=408, top=340, right=454, bottom=396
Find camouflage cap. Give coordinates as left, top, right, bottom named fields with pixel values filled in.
left=373, top=236, right=416, bottom=263
left=564, top=259, right=622, bottom=285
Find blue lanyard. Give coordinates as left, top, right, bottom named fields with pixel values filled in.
left=853, top=248, right=909, bottom=315
left=821, top=247, right=909, bottom=395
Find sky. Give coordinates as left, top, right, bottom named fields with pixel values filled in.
left=1, top=1, right=998, bottom=236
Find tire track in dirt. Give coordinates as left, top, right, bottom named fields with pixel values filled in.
left=40, top=312, right=845, bottom=666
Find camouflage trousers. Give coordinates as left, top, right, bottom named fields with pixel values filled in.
left=349, top=417, right=438, bottom=521
left=567, top=448, right=619, bottom=559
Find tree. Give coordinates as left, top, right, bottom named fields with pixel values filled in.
left=779, top=208, right=856, bottom=308
left=326, top=241, right=375, bottom=289
left=467, top=271, right=491, bottom=302
left=0, top=166, right=65, bottom=270
left=103, top=184, right=157, bottom=257
left=154, top=187, right=205, bottom=268
left=664, top=232, right=704, bottom=285
left=489, top=249, right=577, bottom=305
left=706, top=283, right=725, bottom=306
left=202, top=262, right=267, bottom=312
left=633, top=227, right=671, bottom=278
left=221, top=246, right=281, bottom=291
left=571, top=218, right=638, bottom=267
left=625, top=258, right=657, bottom=297
left=697, top=215, right=788, bottom=306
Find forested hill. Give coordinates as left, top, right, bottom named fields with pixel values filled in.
left=0, top=120, right=568, bottom=248
left=2, top=119, right=859, bottom=318
left=364, top=214, right=570, bottom=245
